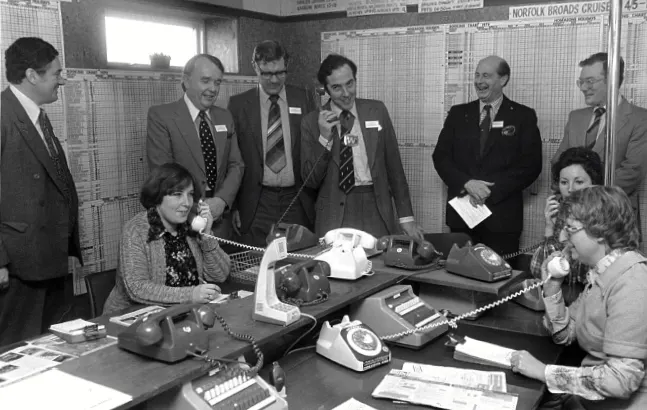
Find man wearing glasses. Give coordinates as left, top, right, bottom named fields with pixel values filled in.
left=228, top=41, right=316, bottom=247
left=553, top=52, right=647, bottom=219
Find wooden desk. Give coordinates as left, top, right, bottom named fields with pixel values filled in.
left=272, top=323, right=563, bottom=410
left=56, top=270, right=402, bottom=409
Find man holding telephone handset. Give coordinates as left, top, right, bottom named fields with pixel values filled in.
left=301, top=54, right=423, bottom=240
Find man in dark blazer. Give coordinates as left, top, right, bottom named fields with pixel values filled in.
left=147, top=54, right=244, bottom=239
left=228, top=41, right=316, bottom=247
left=0, top=37, right=82, bottom=346
left=301, top=54, right=423, bottom=240
left=433, top=55, right=542, bottom=256
left=553, top=52, right=647, bottom=218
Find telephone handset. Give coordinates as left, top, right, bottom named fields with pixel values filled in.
left=189, top=202, right=208, bottom=233
left=322, top=228, right=378, bottom=251
left=118, top=304, right=215, bottom=363
left=275, top=259, right=331, bottom=306
left=377, top=235, right=442, bottom=270
left=266, top=223, right=319, bottom=252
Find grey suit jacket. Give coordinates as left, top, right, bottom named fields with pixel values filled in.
left=146, top=98, right=245, bottom=207
left=0, top=88, right=82, bottom=281
left=228, top=85, right=316, bottom=233
left=301, top=98, right=414, bottom=236
left=553, top=98, right=647, bottom=209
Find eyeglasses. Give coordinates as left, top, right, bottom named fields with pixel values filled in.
left=563, top=225, right=585, bottom=237
left=259, top=70, right=287, bottom=80
left=576, top=77, right=605, bottom=88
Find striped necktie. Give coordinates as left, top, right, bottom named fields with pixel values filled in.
left=338, top=110, right=355, bottom=194
left=585, top=106, right=606, bottom=149
left=479, top=104, right=492, bottom=156
left=198, top=111, right=218, bottom=190
left=265, top=94, right=286, bottom=173
left=39, top=110, right=70, bottom=200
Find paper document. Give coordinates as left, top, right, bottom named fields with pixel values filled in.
left=449, top=196, right=492, bottom=229
left=0, top=369, right=132, bottom=410
left=401, top=362, right=507, bottom=392
left=332, top=397, right=379, bottom=410
left=455, top=336, right=515, bottom=368
left=372, top=369, right=518, bottom=410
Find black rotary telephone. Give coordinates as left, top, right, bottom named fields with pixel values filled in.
left=275, top=259, right=331, bottom=306
left=378, top=235, right=443, bottom=270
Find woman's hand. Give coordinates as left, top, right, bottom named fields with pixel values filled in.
left=544, top=195, right=561, bottom=237
left=197, top=200, right=214, bottom=234
left=191, top=283, right=220, bottom=303
left=541, top=252, right=569, bottom=296
left=509, top=350, right=547, bottom=382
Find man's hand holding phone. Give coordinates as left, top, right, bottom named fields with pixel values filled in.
left=544, top=194, right=562, bottom=237
left=318, top=110, right=340, bottom=141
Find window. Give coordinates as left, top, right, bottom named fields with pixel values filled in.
left=105, top=11, right=203, bottom=68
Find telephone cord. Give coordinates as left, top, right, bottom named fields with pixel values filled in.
left=282, top=313, right=317, bottom=357
left=380, top=276, right=549, bottom=341
left=200, top=232, right=314, bottom=259
left=500, top=240, right=544, bottom=261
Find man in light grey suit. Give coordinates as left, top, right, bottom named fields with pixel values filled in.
left=553, top=52, right=647, bottom=215
left=1, top=37, right=82, bottom=346
left=147, top=54, right=244, bottom=239
left=301, top=54, right=423, bottom=240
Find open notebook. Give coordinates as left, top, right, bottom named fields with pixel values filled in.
left=453, top=336, right=515, bottom=369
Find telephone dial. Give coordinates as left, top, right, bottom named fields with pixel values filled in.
left=378, top=235, right=442, bottom=270
left=118, top=304, right=215, bottom=363
left=266, top=223, right=319, bottom=252
left=445, top=242, right=512, bottom=282
left=275, top=259, right=331, bottom=306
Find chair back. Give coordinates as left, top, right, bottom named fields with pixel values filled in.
left=423, top=232, right=472, bottom=260
left=84, top=269, right=117, bottom=317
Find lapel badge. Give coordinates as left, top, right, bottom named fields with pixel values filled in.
left=502, top=125, right=516, bottom=137
left=344, top=133, right=359, bottom=147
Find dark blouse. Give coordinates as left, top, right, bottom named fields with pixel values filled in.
left=162, top=231, right=200, bottom=287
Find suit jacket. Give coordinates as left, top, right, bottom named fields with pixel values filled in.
left=227, top=85, right=316, bottom=233
left=0, top=88, right=82, bottom=281
left=301, top=98, right=414, bottom=236
left=553, top=98, right=647, bottom=210
left=433, top=96, right=542, bottom=233
left=146, top=99, right=245, bottom=207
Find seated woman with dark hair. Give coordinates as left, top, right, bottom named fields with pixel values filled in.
left=530, top=147, right=603, bottom=303
left=104, top=163, right=230, bottom=314
left=511, top=186, right=647, bottom=409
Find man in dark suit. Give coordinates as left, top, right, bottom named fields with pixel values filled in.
left=553, top=52, right=647, bottom=218
left=147, top=54, right=244, bottom=239
left=228, top=41, right=315, bottom=247
left=433, top=55, right=542, bottom=256
left=301, top=54, right=423, bottom=240
left=0, top=37, right=82, bottom=346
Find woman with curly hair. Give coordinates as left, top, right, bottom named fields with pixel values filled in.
left=511, top=186, right=647, bottom=409
left=104, top=163, right=230, bottom=314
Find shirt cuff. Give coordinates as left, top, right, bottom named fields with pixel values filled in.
left=319, top=135, right=333, bottom=151
left=399, top=216, right=415, bottom=224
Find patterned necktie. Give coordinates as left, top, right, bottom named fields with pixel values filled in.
left=198, top=111, right=218, bottom=190
left=585, top=106, right=606, bottom=149
left=338, top=110, right=355, bottom=194
left=265, top=94, right=286, bottom=173
left=39, top=110, right=70, bottom=200
left=479, top=104, right=492, bottom=156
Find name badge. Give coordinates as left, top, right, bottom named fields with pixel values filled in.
left=492, top=121, right=504, bottom=128
left=344, top=134, right=359, bottom=147
left=289, top=107, right=302, bottom=114
left=215, top=125, right=228, bottom=132
left=365, top=121, right=382, bottom=131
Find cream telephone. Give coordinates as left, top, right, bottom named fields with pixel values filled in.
left=316, top=228, right=375, bottom=280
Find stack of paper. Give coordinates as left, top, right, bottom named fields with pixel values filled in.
left=453, top=337, right=515, bottom=369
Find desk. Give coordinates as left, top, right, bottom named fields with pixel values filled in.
left=272, top=323, right=563, bottom=410
left=56, top=271, right=402, bottom=409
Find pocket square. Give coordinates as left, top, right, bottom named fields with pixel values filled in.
left=502, top=125, right=516, bottom=137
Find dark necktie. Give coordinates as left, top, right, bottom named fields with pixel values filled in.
left=39, top=110, right=70, bottom=200
left=479, top=104, right=492, bottom=156
left=265, top=95, right=286, bottom=173
left=585, top=106, right=606, bottom=149
left=337, top=110, right=355, bottom=194
left=198, top=111, right=218, bottom=190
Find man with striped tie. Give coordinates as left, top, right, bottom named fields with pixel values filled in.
left=228, top=41, right=316, bottom=247
left=1, top=37, right=82, bottom=346
left=301, top=54, right=423, bottom=240
left=553, top=52, right=647, bottom=220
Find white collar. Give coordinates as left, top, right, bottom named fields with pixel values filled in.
left=9, top=84, right=41, bottom=125
left=183, top=93, right=210, bottom=122
left=259, top=84, right=287, bottom=103
left=330, top=101, right=359, bottom=119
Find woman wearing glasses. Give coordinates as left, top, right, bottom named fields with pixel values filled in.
left=511, top=186, right=647, bottom=409
left=529, top=147, right=603, bottom=304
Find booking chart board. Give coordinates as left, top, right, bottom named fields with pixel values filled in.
left=322, top=10, right=647, bottom=252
